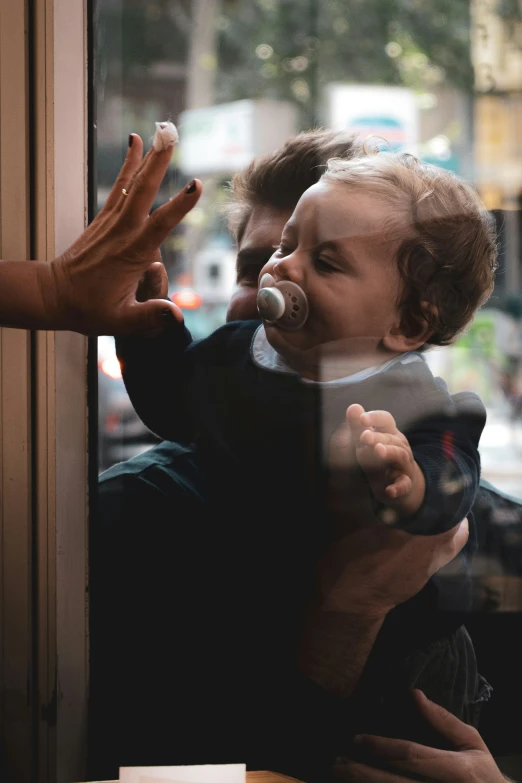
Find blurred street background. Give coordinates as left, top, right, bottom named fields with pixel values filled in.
left=94, top=0, right=522, bottom=512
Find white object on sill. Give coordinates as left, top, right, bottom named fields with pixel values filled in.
left=119, top=764, right=246, bottom=783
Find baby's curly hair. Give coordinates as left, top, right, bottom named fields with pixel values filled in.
left=323, top=150, right=498, bottom=346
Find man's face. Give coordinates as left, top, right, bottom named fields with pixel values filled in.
left=226, top=204, right=294, bottom=323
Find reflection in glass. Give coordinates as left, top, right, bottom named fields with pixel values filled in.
left=89, top=2, right=522, bottom=778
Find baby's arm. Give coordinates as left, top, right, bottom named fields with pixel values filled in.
left=347, top=399, right=483, bottom=534
left=347, top=404, right=426, bottom=519
left=116, top=316, right=195, bottom=443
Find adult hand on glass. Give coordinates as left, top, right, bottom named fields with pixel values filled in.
left=332, top=689, right=511, bottom=782
left=41, top=132, right=201, bottom=336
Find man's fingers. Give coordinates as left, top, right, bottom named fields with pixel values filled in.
left=450, top=518, right=470, bottom=558
left=353, top=734, right=443, bottom=763
left=412, top=690, right=488, bottom=752
left=428, top=519, right=469, bottom=575
left=132, top=180, right=202, bottom=256
left=101, top=134, right=144, bottom=213
left=121, top=139, right=180, bottom=222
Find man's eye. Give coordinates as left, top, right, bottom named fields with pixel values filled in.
left=237, top=263, right=264, bottom=285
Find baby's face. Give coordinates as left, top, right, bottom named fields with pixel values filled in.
left=258, top=179, right=409, bottom=376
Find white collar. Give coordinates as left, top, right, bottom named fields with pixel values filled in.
left=251, top=325, right=424, bottom=386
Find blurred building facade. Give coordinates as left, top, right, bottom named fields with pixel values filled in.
left=472, top=0, right=522, bottom=296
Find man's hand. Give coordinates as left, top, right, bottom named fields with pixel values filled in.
left=333, top=690, right=511, bottom=782
left=41, top=132, right=202, bottom=336
left=299, top=520, right=469, bottom=697
left=346, top=404, right=426, bottom=518
left=320, top=518, right=469, bottom=616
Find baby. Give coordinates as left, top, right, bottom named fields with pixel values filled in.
left=120, top=149, right=496, bottom=539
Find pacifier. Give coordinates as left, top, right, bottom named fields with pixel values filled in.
left=257, top=273, right=309, bottom=331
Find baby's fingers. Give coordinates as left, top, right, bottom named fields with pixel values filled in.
left=346, top=403, right=367, bottom=440
left=374, top=442, right=411, bottom=471
left=385, top=473, right=412, bottom=499
left=360, top=409, right=397, bottom=434
left=346, top=403, right=365, bottom=437
left=360, top=429, right=399, bottom=448
left=373, top=443, right=413, bottom=498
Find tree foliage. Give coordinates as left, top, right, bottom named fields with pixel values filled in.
left=215, top=0, right=473, bottom=126
left=98, top=0, right=473, bottom=119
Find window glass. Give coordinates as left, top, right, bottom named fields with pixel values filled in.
left=92, top=0, right=522, bottom=776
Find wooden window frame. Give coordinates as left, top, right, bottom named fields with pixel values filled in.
left=0, top=2, right=90, bottom=782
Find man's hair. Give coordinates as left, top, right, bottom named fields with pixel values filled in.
left=323, top=150, right=498, bottom=346
left=225, top=128, right=361, bottom=243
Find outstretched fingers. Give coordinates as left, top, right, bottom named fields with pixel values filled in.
left=120, top=138, right=182, bottom=223
left=131, top=179, right=203, bottom=257
left=101, top=134, right=145, bottom=214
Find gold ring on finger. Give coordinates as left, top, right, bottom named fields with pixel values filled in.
left=122, top=188, right=129, bottom=197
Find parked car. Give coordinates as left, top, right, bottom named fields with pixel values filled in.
left=97, top=335, right=159, bottom=473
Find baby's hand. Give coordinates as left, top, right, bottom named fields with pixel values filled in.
left=346, top=403, right=426, bottom=518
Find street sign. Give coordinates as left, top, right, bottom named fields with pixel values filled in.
left=326, top=84, right=419, bottom=154
left=178, top=99, right=298, bottom=175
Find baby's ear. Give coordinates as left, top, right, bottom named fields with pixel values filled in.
left=383, top=301, right=435, bottom=353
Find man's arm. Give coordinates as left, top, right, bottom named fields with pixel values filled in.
left=297, top=520, right=470, bottom=698
left=298, top=605, right=385, bottom=699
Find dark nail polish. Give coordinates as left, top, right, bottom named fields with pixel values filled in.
left=162, top=308, right=177, bottom=327
left=128, top=134, right=133, bottom=147
left=185, top=180, right=196, bottom=194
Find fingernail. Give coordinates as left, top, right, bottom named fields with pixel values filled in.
left=128, top=134, right=134, bottom=147
left=353, top=735, right=364, bottom=744
left=162, top=308, right=177, bottom=326
left=185, top=179, right=196, bottom=194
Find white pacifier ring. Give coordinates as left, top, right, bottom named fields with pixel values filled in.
left=257, top=274, right=308, bottom=331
